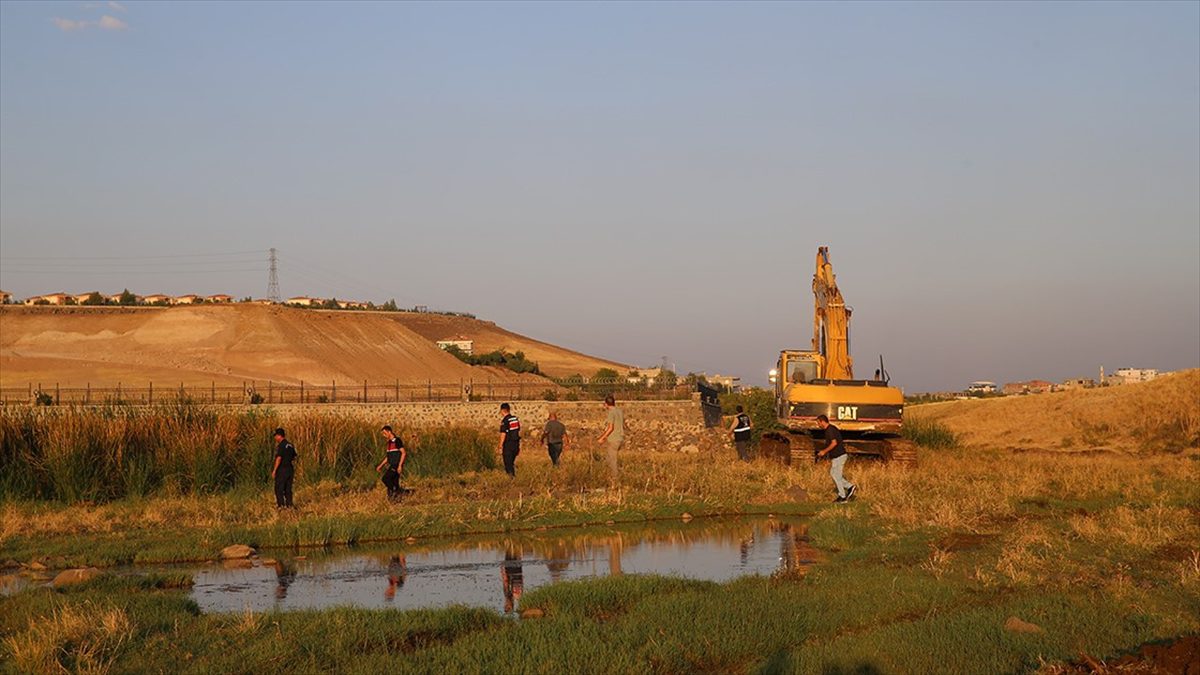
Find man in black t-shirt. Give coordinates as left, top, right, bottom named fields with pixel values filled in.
left=271, top=427, right=298, bottom=508
left=497, top=403, right=521, bottom=477
left=729, top=405, right=753, bottom=462
left=375, top=425, right=407, bottom=502
left=816, top=414, right=856, bottom=503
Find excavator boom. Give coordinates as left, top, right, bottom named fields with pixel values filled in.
left=812, top=246, right=853, bottom=380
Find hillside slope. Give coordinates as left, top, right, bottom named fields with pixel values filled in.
left=0, top=305, right=620, bottom=387
left=908, top=369, right=1200, bottom=453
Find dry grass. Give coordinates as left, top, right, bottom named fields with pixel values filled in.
left=909, top=369, right=1200, bottom=452
left=3, top=601, right=134, bottom=674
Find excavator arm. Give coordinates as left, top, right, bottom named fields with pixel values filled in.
left=812, top=246, right=854, bottom=380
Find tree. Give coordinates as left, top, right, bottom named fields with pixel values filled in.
left=82, top=292, right=105, bottom=306
left=381, top=299, right=399, bottom=312
left=118, top=289, right=138, bottom=306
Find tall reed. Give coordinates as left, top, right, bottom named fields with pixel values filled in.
left=0, top=405, right=494, bottom=503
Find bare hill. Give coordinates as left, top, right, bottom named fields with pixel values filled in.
left=0, top=304, right=626, bottom=388
left=908, top=369, right=1200, bottom=453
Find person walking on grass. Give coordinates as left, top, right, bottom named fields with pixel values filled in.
left=498, top=403, right=521, bottom=477
left=375, top=425, right=406, bottom=502
left=271, top=427, right=297, bottom=509
left=729, top=405, right=753, bottom=462
left=596, top=395, right=625, bottom=479
left=540, top=411, right=569, bottom=467
left=816, top=414, right=856, bottom=503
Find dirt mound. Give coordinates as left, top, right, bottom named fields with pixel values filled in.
left=0, top=305, right=622, bottom=387
left=382, top=311, right=628, bottom=377
left=1045, top=634, right=1200, bottom=674
left=908, top=370, right=1200, bottom=453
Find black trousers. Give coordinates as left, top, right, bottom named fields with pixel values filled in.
left=547, top=442, right=563, bottom=466
left=381, top=467, right=401, bottom=499
left=502, top=441, right=520, bottom=476
left=274, top=466, right=294, bottom=507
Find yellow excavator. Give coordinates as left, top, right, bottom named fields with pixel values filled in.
left=760, top=246, right=917, bottom=466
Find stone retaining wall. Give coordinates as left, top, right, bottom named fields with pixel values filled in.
left=269, top=400, right=725, bottom=454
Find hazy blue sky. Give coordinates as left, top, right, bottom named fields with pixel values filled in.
left=2, top=1, right=1197, bottom=391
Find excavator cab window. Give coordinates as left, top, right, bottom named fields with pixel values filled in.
left=787, top=360, right=818, bottom=384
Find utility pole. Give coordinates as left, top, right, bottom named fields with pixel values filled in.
left=267, top=248, right=280, bottom=303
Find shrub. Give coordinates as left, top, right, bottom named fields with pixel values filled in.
left=902, top=417, right=958, bottom=450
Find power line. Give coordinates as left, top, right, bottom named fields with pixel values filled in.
left=267, top=248, right=280, bottom=303
left=0, top=249, right=266, bottom=261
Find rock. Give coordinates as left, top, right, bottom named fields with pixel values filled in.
left=519, top=608, right=545, bottom=619
left=27, top=561, right=47, bottom=571
left=2, top=559, right=20, bottom=570
left=1003, top=616, right=1044, bottom=634
left=680, top=444, right=700, bottom=454
left=680, top=512, right=693, bottom=522
left=219, top=544, right=255, bottom=560
left=50, top=567, right=102, bottom=588
left=294, top=555, right=307, bottom=561
left=260, top=558, right=277, bottom=566
left=221, top=559, right=253, bottom=570
left=405, top=537, right=417, bottom=544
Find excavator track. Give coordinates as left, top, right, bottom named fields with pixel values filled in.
left=758, top=432, right=917, bottom=467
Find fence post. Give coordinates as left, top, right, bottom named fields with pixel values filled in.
left=332, top=380, right=336, bottom=403
left=363, top=380, right=368, bottom=403
left=300, top=380, right=305, bottom=404
left=148, top=381, right=153, bottom=404
left=427, top=380, right=432, bottom=401
left=211, top=381, right=215, bottom=403
left=268, top=380, right=273, bottom=404
left=86, top=382, right=91, bottom=405
left=55, top=382, right=60, bottom=405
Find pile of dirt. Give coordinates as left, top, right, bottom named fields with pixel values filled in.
left=1046, top=634, right=1199, bottom=674
left=908, top=370, right=1200, bottom=453
left=0, top=304, right=627, bottom=387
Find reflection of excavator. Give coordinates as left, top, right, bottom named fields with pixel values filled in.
left=760, top=247, right=917, bottom=467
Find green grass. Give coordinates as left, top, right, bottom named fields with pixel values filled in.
left=902, top=416, right=958, bottom=450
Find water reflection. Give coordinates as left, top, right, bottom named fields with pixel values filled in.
left=188, top=517, right=817, bottom=614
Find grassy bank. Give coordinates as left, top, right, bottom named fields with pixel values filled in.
left=0, top=405, right=495, bottom=502
left=3, top=406, right=1198, bottom=673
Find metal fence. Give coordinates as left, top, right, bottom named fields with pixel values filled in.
left=0, top=377, right=704, bottom=406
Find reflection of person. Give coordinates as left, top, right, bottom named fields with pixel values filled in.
left=729, top=405, right=753, bottom=462
left=273, top=560, right=296, bottom=600
left=540, top=412, right=568, bottom=467
left=375, top=425, right=407, bottom=502
left=546, top=541, right=569, bottom=582
left=497, top=403, right=521, bottom=477
left=384, top=554, right=407, bottom=602
left=816, top=415, right=856, bottom=503
left=501, top=547, right=524, bottom=614
left=596, top=396, right=625, bottom=479
left=271, top=428, right=297, bottom=508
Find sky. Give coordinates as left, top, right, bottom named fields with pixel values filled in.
left=1, top=1, right=1197, bottom=392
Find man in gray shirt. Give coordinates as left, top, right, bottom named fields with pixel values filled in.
left=596, top=395, right=625, bottom=479
left=540, top=411, right=569, bottom=467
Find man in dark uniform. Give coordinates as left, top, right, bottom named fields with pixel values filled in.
left=375, top=425, right=406, bottom=501
left=271, top=427, right=297, bottom=508
left=816, top=414, right=856, bottom=503
left=729, top=405, right=753, bottom=461
left=498, top=403, right=521, bottom=477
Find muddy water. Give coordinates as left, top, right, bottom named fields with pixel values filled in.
left=188, top=517, right=816, bottom=614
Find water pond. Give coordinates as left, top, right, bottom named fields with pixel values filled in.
left=187, top=516, right=817, bottom=614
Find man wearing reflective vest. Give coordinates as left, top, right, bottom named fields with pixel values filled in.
left=498, top=403, right=521, bottom=477
left=729, top=405, right=753, bottom=462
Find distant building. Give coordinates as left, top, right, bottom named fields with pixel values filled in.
left=1002, top=380, right=1055, bottom=395
left=628, top=367, right=664, bottom=385
left=73, top=291, right=103, bottom=304
left=436, top=335, right=474, bottom=355
left=286, top=296, right=320, bottom=307
left=708, top=374, right=742, bottom=391
left=24, top=292, right=71, bottom=306
left=1111, top=368, right=1160, bottom=384
left=142, top=294, right=171, bottom=305
left=1060, top=378, right=1096, bottom=390
left=966, top=381, right=998, bottom=394
left=171, top=295, right=200, bottom=305
left=0, top=290, right=12, bottom=304
left=206, top=294, right=233, bottom=303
